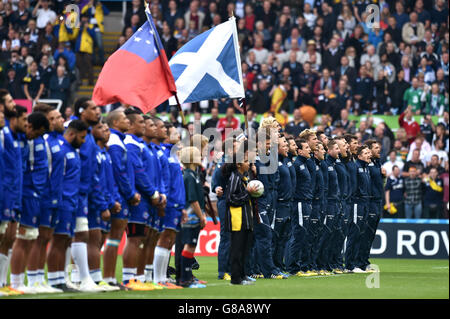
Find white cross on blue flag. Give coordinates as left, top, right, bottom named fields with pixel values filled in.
left=168, top=17, right=245, bottom=105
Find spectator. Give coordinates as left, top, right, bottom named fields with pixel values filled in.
left=322, top=38, right=343, bottom=76
left=299, top=39, right=321, bottom=67
left=217, top=106, right=240, bottom=141
left=316, top=86, right=341, bottom=121
left=414, top=0, right=431, bottom=28
left=184, top=0, right=205, bottom=33
left=334, top=78, right=352, bottom=113
left=402, top=12, right=425, bottom=47
left=353, top=65, right=374, bottom=114
left=53, top=42, right=76, bottom=71
left=4, top=68, right=25, bottom=99
left=424, top=154, right=446, bottom=175
left=240, top=109, right=259, bottom=136
left=384, top=165, right=405, bottom=218
left=422, top=167, right=444, bottom=218
left=420, top=114, right=436, bottom=145
left=336, top=55, right=356, bottom=87
left=32, top=0, right=57, bottom=31
left=383, top=150, right=405, bottom=176
left=163, top=0, right=181, bottom=29
left=426, top=139, right=449, bottom=169
left=49, top=65, right=70, bottom=107
left=399, top=105, right=421, bottom=145
left=313, top=67, right=335, bottom=106
left=403, top=148, right=425, bottom=178
left=249, top=35, right=269, bottom=65
left=303, top=2, right=317, bottom=30
left=11, top=0, right=30, bottom=32
left=249, top=79, right=271, bottom=115
left=284, top=108, right=309, bottom=138
left=23, top=60, right=44, bottom=103
left=74, top=13, right=95, bottom=85
left=81, top=0, right=109, bottom=66
left=422, top=82, right=447, bottom=115
left=281, top=51, right=302, bottom=81
left=360, top=44, right=380, bottom=71
left=431, top=0, right=449, bottom=26
left=404, top=167, right=423, bottom=219
left=407, top=134, right=431, bottom=164
left=393, top=1, right=410, bottom=31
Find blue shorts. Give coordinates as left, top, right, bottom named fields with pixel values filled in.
left=54, top=208, right=76, bottom=237
left=180, top=225, right=201, bottom=246
left=2, top=192, right=19, bottom=222
left=128, top=198, right=150, bottom=224
left=101, top=220, right=111, bottom=233
left=19, top=196, right=41, bottom=228
left=39, top=204, right=58, bottom=229
left=87, top=207, right=104, bottom=231
left=76, top=194, right=89, bottom=218
left=148, top=206, right=162, bottom=232
left=112, top=198, right=129, bottom=220
left=162, top=207, right=182, bottom=232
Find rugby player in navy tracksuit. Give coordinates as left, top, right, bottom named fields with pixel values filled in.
left=211, top=136, right=237, bottom=280
left=331, top=137, right=351, bottom=273
left=345, top=145, right=372, bottom=273
left=273, top=135, right=292, bottom=274
left=310, top=141, right=326, bottom=275
left=286, top=138, right=313, bottom=276
left=252, top=130, right=285, bottom=279
left=103, top=110, right=141, bottom=287
left=284, top=137, right=297, bottom=269
left=318, top=140, right=341, bottom=273
left=9, top=112, right=49, bottom=292
left=362, top=140, right=385, bottom=272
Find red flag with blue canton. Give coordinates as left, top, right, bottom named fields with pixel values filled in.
left=92, top=12, right=176, bottom=113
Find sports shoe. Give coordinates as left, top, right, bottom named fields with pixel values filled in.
left=65, top=279, right=80, bottom=290
left=180, top=280, right=206, bottom=288
left=125, top=279, right=155, bottom=291
left=108, top=282, right=129, bottom=291
left=0, top=286, right=24, bottom=295
left=352, top=268, right=367, bottom=273
left=280, top=272, right=291, bottom=278
left=142, top=282, right=163, bottom=290
left=192, top=258, right=200, bottom=270
left=52, top=283, right=80, bottom=293
left=343, top=269, right=352, bottom=274
left=268, top=273, right=287, bottom=279
left=230, top=280, right=254, bottom=286
left=333, top=269, right=344, bottom=274
left=167, top=266, right=176, bottom=276
left=305, top=270, right=319, bottom=276
left=295, top=271, right=310, bottom=277
left=218, top=273, right=231, bottom=280
left=35, top=282, right=63, bottom=293
left=250, top=273, right=264, bottom=279
left=244, top=276, right=256, bottom=282
left=78, top=277, right=105, bottom=293
left=14, top=285, right=38, bottom=294
left=193, top=276, right=207, bottom=284
left=0, top=291, right=7, bottom=297
left=365, top=265, right=379, bottom=273
left=158, top=281, right=183, bottom=289
left=97, top=281, right=120, bottom=292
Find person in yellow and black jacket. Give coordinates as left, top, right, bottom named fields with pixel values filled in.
left=81, top=0, right=109, bottom=65
left=72, top=13, right=95, bottom=85
left=223, top=140, right=258, bottom=286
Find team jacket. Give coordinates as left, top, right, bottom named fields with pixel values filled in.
left=325, top=155, right=340, bottom=202
left=346, top=156, right=358, bottom=202
left=1, top=121, right=23, bottom=212
left=255, top=156, right=277, bottom=210
left=100, top=147, right=121, bottom=210
left=277, top=155, right=293, bottom=202
left=142, top=142, right=162, bottom=199
left=124, top=134, right=157, bottom=200
left=313, top=158, right=325, bottom=205
left=79, top=129, right=97, bottom=195
left=0, top=130, right=4, bottom=212
left=354, top=159, right=371, bottom=203
left=293, top=155, right=313, bottom=201
left=319, top=158, right=328, bottom=211
left=151, top=143, right=169, bottom=198
left=225, top=171, right=254, bottom=232
left=41, top=132, right=65, bottom=208
left=107, top=128, right=136, bottom=202
left=22, top=136, right=48, bottom=199
left=306, top=154, right=317, bottom=196
left=335, top=155, right=350, bottom=202
left=163, top=144, right=186, bottom=209
left=59, top=138, right=81, bottom=211
left=287, top=154, right=297, bottom=201
left=367, top=158, right=383, bottom=201
left=183, top=168, right=205, bottom=228
left=211, top=155, right=228, bottom=202
left=88, top=145, right=110, bottom=213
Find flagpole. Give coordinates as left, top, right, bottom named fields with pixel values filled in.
left=174, top=94, right=187, bottom=127
left=229, top=10, right=248, bottom=137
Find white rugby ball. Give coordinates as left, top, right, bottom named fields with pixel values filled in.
left=248, top=180, right=264, bottom=198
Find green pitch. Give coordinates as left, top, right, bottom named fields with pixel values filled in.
left=3, top=257, right=448, bottom=299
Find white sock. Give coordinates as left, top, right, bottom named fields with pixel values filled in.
left=136, top=274, right=145, bottom=282
left=37, top=269, right=45, bottom=284
left=71, top=242, right=90, bottom=282
left=145, top=264, right=153, bottom=283
left=27, top=270, right=38, bottom=287
left=10, top=273, right=23, bottom=288
left=71, top=266, right=80, bottom=283
left=122, top=268, right=136, bottom=283
left=0, top=253, right=8, bottom=287
left=90, top=269, right=103, bottom=283
left=103, top=277, right=116, bottom=284
left=47, top=272, right=59, bottom=287
left=153, top=246, right=170, bottom=284
left=58, top=271, right=66, bottom=285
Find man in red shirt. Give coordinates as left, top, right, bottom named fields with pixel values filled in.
left=217, top=106, right=240, bottom=141
left=399, top=105, right=421, bottom=144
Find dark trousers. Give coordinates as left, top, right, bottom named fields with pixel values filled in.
left=345, top=201, right=369, bottom=270
left=217, top=199, right=231, bottom=277
left=253, top=208, right=279, bottom=277
left=317, top=201, right=339, bottom=271
left=230, top=229, right=253, bottom=284
left=423, top=203, right=443, bottom=219
left=331, top=202, right=348, bottom=269
left=360, top=200, right=382, bottom=269
left=286, top=201, right=311, bottom=274
left=76, top=52, right=94, bottom=84
left=272, top=202, right=291, bottom=272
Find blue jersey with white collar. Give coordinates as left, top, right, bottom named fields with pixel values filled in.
left=325, top=155, right=340, bottom=202
left=354, top=159, right=371, bottom=203
left=368, top=159, right=383, bottom=201
left=79, top=128, right=98, bottom=195
left=164, top=143, right=186, bottom=209
left=277, top=155, right=293, bottom=201
left=42, top=132, right=65, bottom=208
left=101, top=147, right=121, bottom=209
left=124, top=134, right=157, bottom=199
left=22, top=136, right=48, bottom=198
left=88, top=145, right=110, bottom=212
left=142, top=142, right=161, bottom=196
left=59, top=138, right=81, bottom=211
left=293, top=155, right=313, bottom=201
left=107, top=128, right=136, bottom=201
left=152, top=143, right=169, bottom=197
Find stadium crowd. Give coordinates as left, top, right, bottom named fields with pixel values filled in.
left=0, top=0, right=448, bottom=296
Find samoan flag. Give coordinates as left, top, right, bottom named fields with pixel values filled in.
left=92, top=9, right=176, bottom=113
left=168, top=17, right=245, bottom=105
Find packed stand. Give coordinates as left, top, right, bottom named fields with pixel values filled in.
left=0, top=0, right=109, bottom=110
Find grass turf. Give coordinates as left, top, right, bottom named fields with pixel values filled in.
left=2, top=256, right=448, bottom=299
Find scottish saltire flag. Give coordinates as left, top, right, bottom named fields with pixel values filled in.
left=93, top=9, right=176, bottom=113
left=168, top=17, right=245, bottom=105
